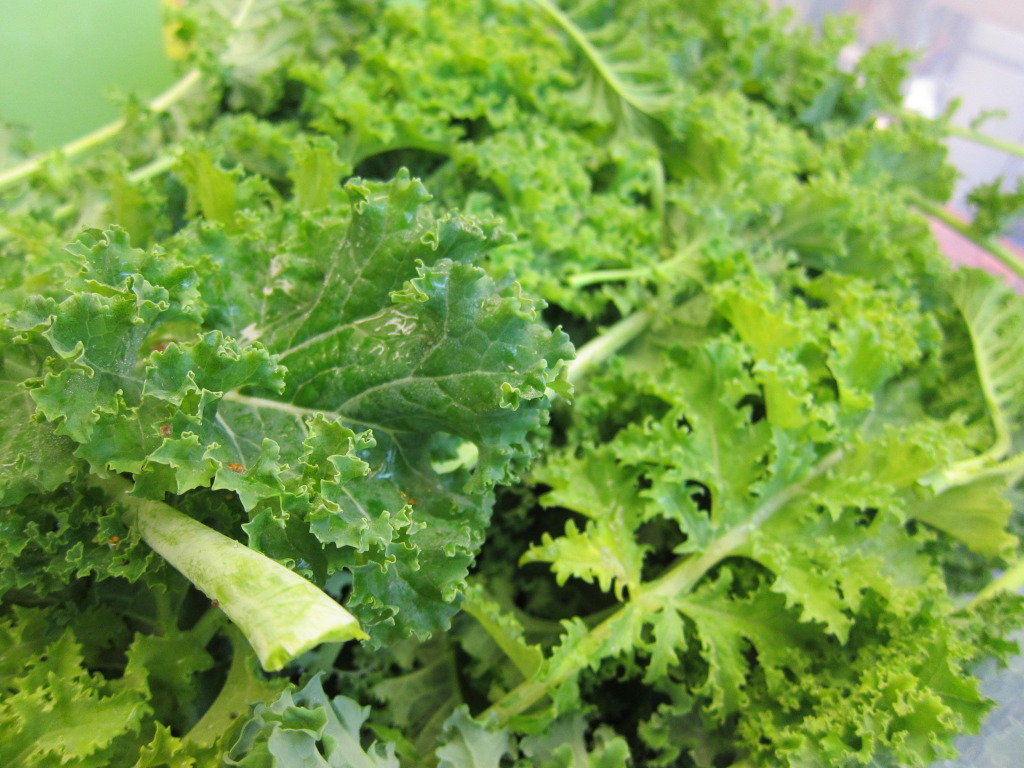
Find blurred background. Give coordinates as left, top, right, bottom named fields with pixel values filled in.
left=775, top=3, right=1024, bottom=765
left=775, top=0, right=1024, bottom=288
left=0, top=0, right=174, bottom=160
left=775, top=1, right=1024, bottom=209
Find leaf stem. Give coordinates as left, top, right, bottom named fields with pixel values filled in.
left=0, top=0, right=260, bottom=193
left=567, top=240, right=701, bottom=289
left=915, top=197, right=1024, bottom=282
left=639, top=449, right=843, bottom=609
left=566, top=310, right=651, bottom=386
left=0, top=68, right=201, bottom=193
left=127, top=153, right=179, bottom=185
left=969, top=555, right=1024, bottom=607
left=485, top=448, right=843, bottom=723
left=191, top=604, right=231, bottom=647
left=90, top=473, right=367, bottom=671
left=567, top=266, right=656, bottom=288
left=185, top=625, right=286, bottom=747
left=946, top=124, right=1024, bottom=161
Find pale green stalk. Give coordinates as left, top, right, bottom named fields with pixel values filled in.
left=186, top=626, right=288, bottom=746
left=93, top=474, right=366, bottom=671
left=127, top=153, right=179, bottom=184
left=566, top=310, right=651, bottom=386
left=567, top=266, right=655, bottom=288
left=915, top=197, right=1024, bottom=282
left=946, top=124, right=1024, bottom=161
left=568, top=240, right=702, bottom=289
left=483, top=449, right=843, bottom=723
left=0, top=69, right=202, bottom=193
left=969, top=556, right=1024, bottom=608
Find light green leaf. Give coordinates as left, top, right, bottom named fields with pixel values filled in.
left=435, top=707, right=510, bottom=768
left=462, top=582, right=544, bottom=680
left=226, top=675, right=399, bottom=768
left=521, top=472, right=647, bottom=602
left=673, top=573, right=818, bottom=716
left=909, top=476, right=1018, bottom=558
left=289, top=136, right=349, bottom=211
left=102, top=475, right=367, bottom=672
left=178, top=148, right=240, bottom=231
left=936, top=268, right=1024, bottom=487
left=0, top=628, right=149, bottom=767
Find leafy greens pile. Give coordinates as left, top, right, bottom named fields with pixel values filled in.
left=2, top=0, right=1024, bottom=765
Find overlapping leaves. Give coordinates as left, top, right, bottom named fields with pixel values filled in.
left=6, top=170, right=572, bottom=643
left=0, top=604, right=223, bottom=768
left=515, top=264, right=1005, bottom=744
left=2, top=0, right=1023, bottom=765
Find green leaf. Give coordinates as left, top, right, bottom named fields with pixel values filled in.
left=131, top=724, right=217, bottom=768
left=0, top=602, right=225, bottom=767
left=909, top=476, right=1018, bottom=558
left=522, top=446, right=649, bottom=599
left=0, top=340, right=80, bottom=504
left=967, top=176, right=1024, bottom=238
left=177, top=147, right=240, bottom=231
left=0, top=624, right=149, bottom=767
left=289, top=136, right=349, bottom=212
left=435, top=707, right=510, bottom=768
left=12, top=171, right=572, bottom=644
left=714, top=275, right=825, bottom=428
left=0, top=482, right=152, bottom=601
left=734, top=607, right=995, bottom=767
left=525, top=0, right=672, bottom=136
left=226, top=675, right=399, bottom=767
left=936, top=268, right=1024, bottom=487
left=518, top=716, right=630, bottom=768
left=369, top=639, right=463, bottom=758
left=672, top=572, right=819, bottom=716
left=104, top=475, right=366, bottom=672
left=5, top=0, right=1023, bottom=764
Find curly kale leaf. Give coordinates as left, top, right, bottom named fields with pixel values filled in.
left=6, top=169, right=572, bottom=645
left=494, top=261, right=1013, bottom=763
left=0, top=605, right=225, bottom=768
left=967, top=176, right=1024, bottom=239
left=226, top=675, right=400, bottom=767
